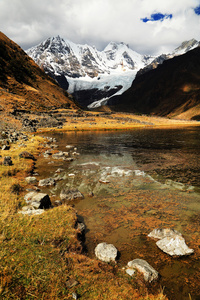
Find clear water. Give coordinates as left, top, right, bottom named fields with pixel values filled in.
left=37, top=127, right=200, bottom=300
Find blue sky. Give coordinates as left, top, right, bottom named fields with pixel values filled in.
left=194, top=5, right=200, bottom=14
left=0, top=0, right=200, bottom=55
left=141, top=13, right=173, bottom=23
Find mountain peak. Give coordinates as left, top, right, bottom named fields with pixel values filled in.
left=173, top=38, right=200, bottom=55
left=104, top=41, right=129, bottom=52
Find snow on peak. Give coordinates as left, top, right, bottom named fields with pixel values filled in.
left=172, top=39, right=200, bottom=56
left=104, top=41, right=129, bottom=52
left=27, top=36, right=154, bottom=78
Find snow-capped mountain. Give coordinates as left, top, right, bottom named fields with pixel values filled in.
left=26, top=36, right=155, bottom=108
left=172, top=38, right=200, bottom=56
left=26, top=36, right=199, bottom=109
left=27, top=36, right=153, bottom=78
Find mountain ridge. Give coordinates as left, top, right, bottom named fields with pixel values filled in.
left=27, top=36, right=200, bottom=109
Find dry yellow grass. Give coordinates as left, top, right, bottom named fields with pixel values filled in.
left=38, top=109, right=200, bottom=134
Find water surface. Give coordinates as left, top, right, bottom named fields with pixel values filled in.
left=37, top=127, right=200, bottom=300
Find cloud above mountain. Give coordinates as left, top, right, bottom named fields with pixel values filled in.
left=0, top=0, right=200, bottom=55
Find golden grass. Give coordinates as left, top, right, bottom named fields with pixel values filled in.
left=38, top=110, right=200, bottom=134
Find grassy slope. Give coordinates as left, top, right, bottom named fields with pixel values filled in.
left=0, top=32, right=77, bottom=114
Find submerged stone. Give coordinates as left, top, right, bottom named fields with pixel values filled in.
left=38, top=177, right=56, bottom=187
left=127, top=259, right=159, bottom=282
left=126, top=268, right=135, bottom=276
left=60, top=188, right=84, bottom=201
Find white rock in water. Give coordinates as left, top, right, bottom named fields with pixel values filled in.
left=127, top=259, right=159, bottom=282
left=148, top=228, right=182, bottom=240
left=126, top=268, right=135, bottom=276
left=38, top=177, right=56, bottom=187
left=66, top=145, right=74, bottom=149
left=95, top=242, right=118, bottom=263
left=156, top=235, right=194, bottom=256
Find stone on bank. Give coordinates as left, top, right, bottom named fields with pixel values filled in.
left=24, top=191, right=52, bottom=209
left=95, top=242, right=118, bottom=263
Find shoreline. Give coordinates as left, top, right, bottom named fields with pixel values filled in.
left=2, top=110, right=199, bottom=299
left=36, top=109, right=200, bottom=133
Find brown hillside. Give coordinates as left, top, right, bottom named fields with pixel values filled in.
left=109, top=46, right=200, bottom=120
left=0, top=32, right=77, bottom=114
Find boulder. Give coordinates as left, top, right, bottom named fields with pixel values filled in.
left=19, top=206, right=44, bottom=216
left=148, top=228, right=182, bottom=240
left=19, top=151, right=36, bottom=161
left=24, top=192, right=51, bottom=209
left=95, top=242, right=118, bottom=263
left=156, top=235, right=194, bottom=256
left=3, top=156, right=13, bottom=166
left=60, top=188, right=84, bottom=201
left=38, top=178, right=56, bottom=187
left=2, top=145, right=10, bottom=150
left=127, top=259, right=159, bottom=282
left=25, top=176, right=37, bottom=184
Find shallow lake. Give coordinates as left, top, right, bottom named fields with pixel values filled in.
left=37, top=127, right=200, bottom=300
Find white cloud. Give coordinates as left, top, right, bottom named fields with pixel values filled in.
left=0, top=0, right=200, bottom=55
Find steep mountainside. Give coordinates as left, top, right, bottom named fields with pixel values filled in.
left=137, top=39, right=200, bottom=77
left=108, top=46, right=200, bottom=120
left=0, top=32, right=77, bottom=114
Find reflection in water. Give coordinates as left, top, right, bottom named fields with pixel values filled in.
left=37, top=127, right=200, bottom=300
